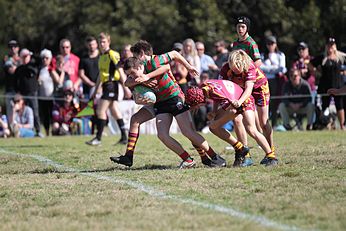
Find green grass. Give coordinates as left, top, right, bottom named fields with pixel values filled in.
left=0, top=131, right=345, bottom=231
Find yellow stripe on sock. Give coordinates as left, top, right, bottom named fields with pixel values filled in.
left=266, top=152, right=276, bottom=158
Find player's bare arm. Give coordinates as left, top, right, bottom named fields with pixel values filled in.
left=167, top=50, right=199, bottom=77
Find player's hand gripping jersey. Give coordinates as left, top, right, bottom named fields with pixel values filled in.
left=218, top=61, right=270, bottom=107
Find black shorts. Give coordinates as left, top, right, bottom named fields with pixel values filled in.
left=154, top=96, right=189, bottom=116
left=101, top=81, right=119, bottom=100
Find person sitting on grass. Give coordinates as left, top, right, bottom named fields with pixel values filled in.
left=0, top=106, right=10, bottom=138
left=185, top=79, right=277, bottom=167
left=111, top=56, right=226, bottom=168
left=51, top=90, right=80, bottom=136
left=10, top=94, right=35, bottom=138
left=110, top=40, right=224, bottom=168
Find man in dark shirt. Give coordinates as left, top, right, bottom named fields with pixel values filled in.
left=278, top=68, right=315, bottom=130
left=79, top=36, right=99, bottom=99
left=15, top=48, right=42, bottom=136
left=3, top=40, right=21, bottom=120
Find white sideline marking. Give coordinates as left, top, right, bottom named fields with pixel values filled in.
left=1, top=149, right=313, bottom=231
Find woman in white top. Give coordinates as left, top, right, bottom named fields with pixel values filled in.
left=38, top=49, right=55, bottom=135
left=260, top=35, right=287, bottom=127
left=182, top=38, right=201, bottom=85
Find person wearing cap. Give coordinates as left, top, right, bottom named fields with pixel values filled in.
left=38, top=49, right=55, bottom=136
left=10, top=94, right=35, bottom=138
left=292, top=42, right=316, bottom=92
left=3, top=40, right=21, bottom=121
left=260, top=35, right=287, bottom=128
left=15, top=48, right=42, bottom=137
left=232, top=16, right=262, bottom=67
left=310, top=37, right=346, bottom=130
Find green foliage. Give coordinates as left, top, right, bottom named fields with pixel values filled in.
left=0, top=0, right=344, bottom=60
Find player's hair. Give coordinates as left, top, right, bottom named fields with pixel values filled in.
left=99, top=32, right=111, bottom=43
left=185, top=86, right=206, bottom=106
left=228, top=49, right=251, bottom=73
left=123, top=57, right=142, bottom=71
left=131, top=40, right=153, bottom=56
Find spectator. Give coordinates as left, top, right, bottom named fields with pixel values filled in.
left=196, top=41, right=218, bottom=75
left=182, top=38, right=201, bottom=85
left=260, top=35, right=288, bottom=127
left=51, top=90, right=79, bottom=136
left=38, top=49, right=55, bottom=136
left=3, top=40, right=21, bottom=120
left=171, top=42, right=189, bottom=93
left=310, top=37, right=346, bottom=130
left=292, top=42, right=316, bottom=92
left=213, top=40, right=229, bottom=69
left=15, top=48, right=42, bottom=136
left=191, top=71, right=213, bottom=131
left=10, top=94, right=35, bottom=138
left=79, top=36, right=99, bottom=99
left=119, top=44, right=133, bottom=67
left=59, top=39, right=81, bottom=95
left=51, top=55, right=69, bottom=99
left=278, top=69, right=315, bottom=131
left=232, top=16, right=262, bottom=67
left=0, top=106, right=10, bottom=138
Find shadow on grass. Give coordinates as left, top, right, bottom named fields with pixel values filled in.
left=1, top=145, right=46, bottom=148
left=26, top=164, right=178, bottom=175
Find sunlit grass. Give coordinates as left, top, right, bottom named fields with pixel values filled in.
left=0, top=131, right=345, bottom=231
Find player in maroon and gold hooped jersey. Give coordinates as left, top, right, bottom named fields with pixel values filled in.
left=218, top=49, right=278, bottom=166
left=186, top=79, right=274, bottom=167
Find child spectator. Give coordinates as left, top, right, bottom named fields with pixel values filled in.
left=51, top=90, right=80, bottom=135
left=10, top=94, right=35, bottom=138
left=0, top=106, right=10, bottom=138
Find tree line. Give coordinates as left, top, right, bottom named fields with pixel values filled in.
left=0, top=0, right=344, bottom=66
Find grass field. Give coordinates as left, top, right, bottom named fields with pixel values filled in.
left=0, top=131, right=345, bottom=231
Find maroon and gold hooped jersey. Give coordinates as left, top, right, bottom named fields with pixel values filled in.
left=218, top=62, right=270, bottom=106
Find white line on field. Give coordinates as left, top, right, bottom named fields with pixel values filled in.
left=0, top=149, right=314, bottom=231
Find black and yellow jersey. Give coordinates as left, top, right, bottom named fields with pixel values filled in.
left=98, top=49, right=121, bottom=83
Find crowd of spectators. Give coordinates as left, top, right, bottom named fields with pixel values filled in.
left=1, top=33, right=346, bottom=138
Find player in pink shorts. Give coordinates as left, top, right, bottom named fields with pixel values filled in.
left=218, top=49, right=278, bottom=166
left=186, top=79, right=275, bottom=167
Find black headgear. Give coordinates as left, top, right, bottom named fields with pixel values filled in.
left=236, top=16, right=251, bottom=32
